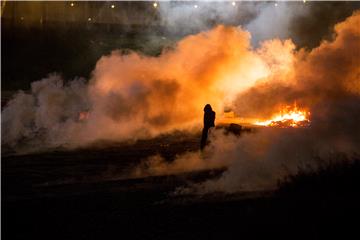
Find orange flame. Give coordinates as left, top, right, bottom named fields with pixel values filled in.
left=254, top=104, right=310, bottom=128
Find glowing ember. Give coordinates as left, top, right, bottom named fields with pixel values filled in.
left=254, top=105, right=310, bottom=128
left=78, top=111, right=90, bottom=121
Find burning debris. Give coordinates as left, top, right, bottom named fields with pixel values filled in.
left=254, top=104, right=310, bottom=128
left=218, top=104, right=310, bottom=128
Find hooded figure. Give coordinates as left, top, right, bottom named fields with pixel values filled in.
left=200, top=104, right=216, bottom=150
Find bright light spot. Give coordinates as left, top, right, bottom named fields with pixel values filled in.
left=70, top=2, right=74, bottom=7
left=303, top=0, right=307, bottom=3
left=275, top=3, right=278, bottom=7
left=88, top=17, right=92, bottom=21
left=232, top=1, right=236, bottom=6
left=254, top=105, right=310, bottom=128
left=20, top=16, right=24, bottom=21
left=194, top=4, right=198, bottom=9
left=111, top=4, right=115, bottom=9
left=153, top=2, right=158, bottom=8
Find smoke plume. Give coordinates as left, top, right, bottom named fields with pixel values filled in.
left=157, top=1, right=360, bottom=48
left=2, top=24, right=270, bottom=149
left=131, top=11, right=360, bottom=193
left=2, top=4, right=360, bottom=193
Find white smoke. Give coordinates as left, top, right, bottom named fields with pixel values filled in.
left=157, top=1, right=310, bottom=46
left=2, top=75, right=89, bottom=149
left=245, top=2, right=309, bottom=45
left=157, top=1, right=258, bottom=34
left=132, top=11, right=360, bottom=193
left=2, top=2, right=359, bottom=195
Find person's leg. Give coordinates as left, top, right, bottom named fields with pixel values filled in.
left=200, top=128, right=208, bottom=150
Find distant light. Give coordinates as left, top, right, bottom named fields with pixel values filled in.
left=70, top=2, right=74, bottom=7
left=20, top=16, right=24, bottom=21
left=153, top=2, right=158, bottom=8
left=111, top=4, right=115, bottom=9
left=194, top=4, right=198, bottom=9
left=232, top=1, right=236, bottom=6
left=88, top=17, right=92, bottom=21
left=274, top=3, right=278, bottom=7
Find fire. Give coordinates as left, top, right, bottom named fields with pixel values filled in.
left=217, top=104, right=310, bottom=128
left=254, top=105, right=310, bottom=128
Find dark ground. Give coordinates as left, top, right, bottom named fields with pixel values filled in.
left=2, top=133, right=360, bottom=240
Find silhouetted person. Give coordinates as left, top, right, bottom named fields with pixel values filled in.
left=200, top=104, right=215, bottom=150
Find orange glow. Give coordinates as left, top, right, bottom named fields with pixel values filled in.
left=78, top=111, right=90, bottom=121
left=254, top=104, right=310, bottom=128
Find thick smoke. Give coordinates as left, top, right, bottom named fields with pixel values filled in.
left=2, top=24, right=269, bottom=149
left=133, top=11, right=360, bottom=193
left=157, top=1, right=307, bottom=43
left=157, top=1, right=258, bottom=35
left=245, top=1, right=308, bottom=46
left=157, top=1, right=360, bottom=48
left=234, top=10, right=360, bottom=119
left=2, top=4, right=360, bottom=193
left=2, top=75, right=89, bottom=149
